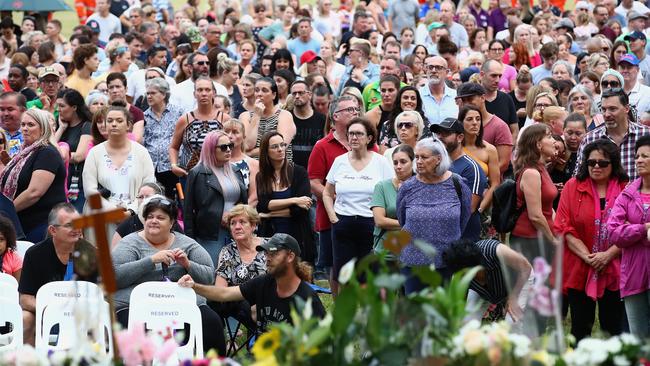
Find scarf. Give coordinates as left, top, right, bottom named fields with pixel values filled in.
left=585, top=178, right=622, bottom=300
left=0, top=140, right=47, bottom=200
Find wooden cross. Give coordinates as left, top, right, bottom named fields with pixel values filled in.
left=72, top=193, right=127, bottom=361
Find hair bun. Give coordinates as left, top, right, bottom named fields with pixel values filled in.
left=110, top=100, right=127, bottom=108
left=217, top=53, right=228, bottom=62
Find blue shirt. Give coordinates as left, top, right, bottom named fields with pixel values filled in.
left=419, top=84, right=458, bottom=125
left=143, top=104, right=184, bottom=172
left=530, top=64, right=552, bottom=84
left=5, top=130, right=22, bottom=157
left=287, top=38, right=321, bottom=67
left=336, top=63, right=381, bottom=96
left=450, top=155, right=487, bottom=242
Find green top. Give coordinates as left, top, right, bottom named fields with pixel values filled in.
left=370, top=178, right=398, bottom=260
left=26, top=98, right=59, bottom=121
left=362, top=81, right=408, bottom=112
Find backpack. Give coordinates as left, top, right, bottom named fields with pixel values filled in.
left=491, top=175, right=526, bottom=234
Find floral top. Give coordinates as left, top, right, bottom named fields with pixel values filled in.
left=215, top=239, right=268, bottom=286
left=104, top=151, right=134, bottom=207
left=144, top=104, right=184, bottom=172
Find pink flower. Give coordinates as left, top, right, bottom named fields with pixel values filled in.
left=140, top=337, right=157, bottom=363
left=156, top=338, right=179, bottom=363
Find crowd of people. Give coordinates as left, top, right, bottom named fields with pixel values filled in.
left=0, top=0, right=649, bottom=355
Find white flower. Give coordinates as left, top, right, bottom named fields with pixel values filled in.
left=338, top=259, right=356, bottom=284
left=344, top=343, right=355, bottom=363
left=302, top=297, right=313, bottom=319
left=590, top=349, right=609, bottom=365
left=15, top=345, right=44, bottom=366
left=48, top=351, right=68, bottom=366
left=318, top=313, right=333, bottom=328
left=619, top=333, right=639, bottom=346
left=508, top=334, right=531, bottom=358
left=603, top=337, right=622, bottom=354
left=613, top=355, right=631, bottom=366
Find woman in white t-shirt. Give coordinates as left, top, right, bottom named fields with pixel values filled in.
left=323, top=117, right=394, bottom=284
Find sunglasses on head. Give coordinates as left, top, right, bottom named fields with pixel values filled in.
left=218, top=143, right=235, bottom=152
left=148, top=197, right=173, bottom=207
left=586, top=159, right=611, bottom=168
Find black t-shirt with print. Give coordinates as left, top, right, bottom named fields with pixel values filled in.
left=240, top=274, right=326, bottom=331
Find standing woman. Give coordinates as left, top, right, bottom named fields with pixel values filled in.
left=371, top=144, right=415, bottom=259
left=382, top=111, right=424, bottom=158
left=567, top=85, right=604, bottom=131
left=511, top=123, right=558, bottom=261
left=320, top=40, right=346, bottom=92
left=323, top=118, right=394, bottom=285
left=255, top=131, right=315, bottom=263
left=0, top=109, right=66, bottom=243
left=272, top=69, right=295, bottom=108
left=83, top=102, right=155, bottom=213
left=608, top=135, right=650, bottom=339
left=400, top=28, right=416, bottom=60
left=503, top=25, right=541, bottom=68
left=53, top=89, right=93, bottom=210
left=396, top=137, right=472, bottom=293
left=555, top=140, right=627, bottom=342
left=241, top=77, right=296, bottom=159
left=214, top=54, right=241, bottom=117
left=235, top=73, right=261, bottom=120
left=250, top=3, right=274, bottom=66
left=169, top=77, right=229, bottom=178
left=184, top=130, right=247, bottom=264
left=460, top=105, right=500, bottom=216
left=144, top=78, right=184, bottom=199
left=223, top=119, right=259, bottom=205
left=379, top=86, right=428, bottom=149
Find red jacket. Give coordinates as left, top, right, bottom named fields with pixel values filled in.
left=554, top=177, right=626, bottom=294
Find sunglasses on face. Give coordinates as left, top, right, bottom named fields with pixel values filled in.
left=194, top=61, right=209, bottom=66
left=601, top=80, right=620, bottom=88
left=397, top=122, right=415, bottom=129
left=587, top=159, right=611, bottom=168
left=218, top=143, right=235, bottom=152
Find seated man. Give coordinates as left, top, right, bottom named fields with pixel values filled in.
left=179, top=233, right=326, bottom=333
left=443, top=238, right=533, bottom=324
left=18, top=203, right=96, bottom=346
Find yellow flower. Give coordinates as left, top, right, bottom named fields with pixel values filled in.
left=299, top=344, right=319, bottom=357
left=530, top=350, right=551, bottom=365
left=252, top=328, right=281, bottom=360
left=463, top=330, right=484, bottom=355
left=251, top=354, right=279, bottom=366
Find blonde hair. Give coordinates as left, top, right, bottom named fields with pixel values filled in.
left=227, top=204, right=260, bottom=226
left=223, top=119, right=247, bottom=153
left=23, top=109, right=54, bottom=144
left=532, top=105, right=566, bottom=123
left=216, top=53, right=238, bottom=77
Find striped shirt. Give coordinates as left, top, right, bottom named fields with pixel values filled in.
left=470, top=239, right=508, bottom=305
left=574, top=121, right=650, bottom=181
left=450, top=154, right=487, bottom=241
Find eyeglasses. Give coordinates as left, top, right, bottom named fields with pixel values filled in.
left=335, top=107, right=360, bottom=114
left=535, top=103, right=552, bottom=109
left=194, top=61, right=209, bottom=66
left=347, top=131, right=366, bottom=138
left=397, top=122, right=414, bottom=129
left=586, top=159, right=611, bottom=168
left=41, top=79, right=59, bottom=85
left=270, top=142, right=288, bottom=150
left=53, top=223, right=75, bottom=229
left=489, top=48, right=504, bottom=53
left=218, top=143, right=235, bottom=152
left=291, top=90, right=309, bottom=96
left=255, top=8, right=266, bottom=13
left=601, top=80, right=620, bottom=88
left=425, top=64, right=446, bottom=71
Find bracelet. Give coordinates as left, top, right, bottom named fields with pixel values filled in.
left=171, top=163, right=178, bottom=167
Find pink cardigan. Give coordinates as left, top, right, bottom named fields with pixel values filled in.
left=607, top=178, right=650, bottom=298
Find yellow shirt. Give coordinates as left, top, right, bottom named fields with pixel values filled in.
left=65, top=71, right=97, bottom=98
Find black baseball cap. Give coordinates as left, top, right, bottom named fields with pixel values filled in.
left=430, top=118, right=464, bottom=134
left=455, top=82, right=486, bottom=99
left=257, top=233, right=301, bottom=256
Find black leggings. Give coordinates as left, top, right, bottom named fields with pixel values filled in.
left=567, top=288, right=624, bottom=342
left=116, top=305, right=226, bottom=356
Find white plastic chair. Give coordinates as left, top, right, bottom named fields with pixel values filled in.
left=0, top=297, right=22, bottom=349
left=129, top=281, right=197, bottom=305
left=0, top=273, right=17, bottom=289
left=128, top=284, right=204, bottom=361
left=16, top=240, right=34, bottom=259
left=0, top=282, right=18, bottom=303
left=35, top=281, right=112, bottom=354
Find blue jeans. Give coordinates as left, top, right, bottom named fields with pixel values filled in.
left=197, top=236, right=229, bottom=267
left=624, top=290, right=650, bottom=338
left=317, top=229, right=333, bottom=268
left=25, top=223, right=47, bottom=243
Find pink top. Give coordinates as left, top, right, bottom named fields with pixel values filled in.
left=2, top=249, right=23, bottom=275
left=499, top=64, right=517, bottom=92
left=503, top=49, right=542, bottom=68
left=483, top=115, right=514, bottom=148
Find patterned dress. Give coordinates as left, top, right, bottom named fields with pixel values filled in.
left=180, top=110, right=225, bottom=170
left=215, top=239, right=268, bottom=286
left=252, top=109, right=293, bottom=161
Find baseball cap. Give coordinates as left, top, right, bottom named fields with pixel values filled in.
left=627, top=10, right=648, bottom=21
left=575, top=1, right=590, bottom=10
left=430, top=118, right=464, bottom=134
left=257, top=233, right=301, bottom=256
left=553, top=18, right=574, bottom=30
left=427, top=22, right=445, bottom=32
left=618, top=53, right=640, bottom=66
left=455, top=82, right=486, bottom=99
left=38, top=66, right=60, bottom=80
left=300, top=50, right=320, bottom=65
left=459, top=66, right=480, bottom=83
left=624, top=31, right=647, bottom=41
left=86, top=19, right=100, bottom=34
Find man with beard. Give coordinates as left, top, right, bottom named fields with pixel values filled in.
left=481, top=60, right=518, bottom=142
left=169, top=51, right=228, bottom=111
left=432, top=118, right=487, bottom=241
left=419, top=55, right=458, bottom=125
left=179, top=233, right=326, bottom=332
left=575, top=88, right=650, bottom=180
left=290, top=81, right=326, bottom=169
